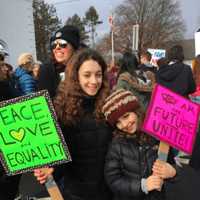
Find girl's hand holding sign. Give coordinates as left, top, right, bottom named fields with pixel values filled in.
left=146, top=175, right=164, bottom=192
left=152, top=159, right=176, bottom=179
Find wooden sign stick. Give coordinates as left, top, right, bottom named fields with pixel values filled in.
left=154, top=141, right=170, bottom=191
left=42, top=168, right=64, bottom=200
left=157, top=141, right=170, bottom=161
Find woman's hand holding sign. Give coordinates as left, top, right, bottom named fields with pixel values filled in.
left=34, top=167, right=54, bottom=184
left=34, top=167, right=64, bottom=200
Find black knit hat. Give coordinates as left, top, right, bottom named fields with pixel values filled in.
left=51, top=25, right=80, bottom=49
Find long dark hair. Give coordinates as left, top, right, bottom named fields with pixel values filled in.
left=54, top=48, right=110, bottom=125
left=118, top=52, right=139, bottom=77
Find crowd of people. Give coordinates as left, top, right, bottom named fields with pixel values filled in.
left=0, top=24, right=200, bottom=200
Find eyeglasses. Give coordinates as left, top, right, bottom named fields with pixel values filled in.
left=51, top=40, right=68, bottom=49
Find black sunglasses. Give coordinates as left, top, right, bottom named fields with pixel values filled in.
left=51, top=40, right=68, bottom=49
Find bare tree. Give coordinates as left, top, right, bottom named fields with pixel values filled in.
left=65, top=14, right=89, bottom=44
left=83, top=6, right=102, bottom=48
left=97, top=0, right=185, bottom=55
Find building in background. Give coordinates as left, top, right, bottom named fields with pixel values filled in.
left=179, top=39, right=195, bottom=66
left=0, top=0, right=36, bottom=66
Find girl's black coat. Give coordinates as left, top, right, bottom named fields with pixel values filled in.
left=61, top=97, right=113, bottom=200
left=104, top=136, right=164, bottom=200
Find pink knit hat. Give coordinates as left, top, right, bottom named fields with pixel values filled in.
left=102, top=89, right=139, bottom=126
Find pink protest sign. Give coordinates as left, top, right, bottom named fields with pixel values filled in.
left=142, top=84, right=200, bottom=154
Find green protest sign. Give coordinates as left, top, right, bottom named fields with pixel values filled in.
left=0, top=90, right=71, bottom=175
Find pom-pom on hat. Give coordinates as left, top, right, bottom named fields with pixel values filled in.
left=51, top=25, right=80, bottom=50
left=102, top=89, right=139, bottom=127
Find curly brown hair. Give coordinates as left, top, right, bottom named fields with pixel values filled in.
left=54, top=48, right=110, bottom=125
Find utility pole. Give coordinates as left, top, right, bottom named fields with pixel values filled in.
left=132, top=24, right=139, bottom=54
left=195, top=28, right=200, bottom=56
left=109, top=13, right=114, bottom=64
left=91, top=22, right=95, bottom=48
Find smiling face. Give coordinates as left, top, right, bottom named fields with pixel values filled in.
left=78, top=59, right=103, bottom=96
left=52, top=39, right=74, bottom=64
left=116, top=112, right=138, bottom=134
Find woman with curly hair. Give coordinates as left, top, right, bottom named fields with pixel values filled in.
left=34, top=48, right=112, bottom=200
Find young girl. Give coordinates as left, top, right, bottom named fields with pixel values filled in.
left=102, top=89, right=176, bottom=200
left=34, top=48, right=112, bottom=200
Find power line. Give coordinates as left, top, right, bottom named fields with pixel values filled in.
left=53, top=0, right=80, bottom=5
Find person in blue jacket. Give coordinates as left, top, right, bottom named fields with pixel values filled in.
left=14, top=53, right=37, bottom=95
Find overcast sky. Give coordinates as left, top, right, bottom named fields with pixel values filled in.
left=45, top=0, right=200, bottom=39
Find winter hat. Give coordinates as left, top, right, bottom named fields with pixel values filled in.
left=0, top=44, right=9, bottom=56
left=102, top=89, right=139, bottom=126
left=51, top=25, right=80, bottom=50
left=17, top=53, right=34, bottom=66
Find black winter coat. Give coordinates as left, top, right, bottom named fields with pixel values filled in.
left=164, top=125, right=200, bottom=200
left=156, top=62, right=196, bottom=97
left=138, top=64, right=157, bottom=74
left=0, top=171, right=21, bottom=200
left=165, top=164, right=200, bottom=200
left=61, top=97, right=113, bottom=200
left=0, top=80, right=16, bottom=101
left=104, top=135, right=164, bottom=200
left=0, top=80, right=21, bottom=199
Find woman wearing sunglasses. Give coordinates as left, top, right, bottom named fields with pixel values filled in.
left=18, top=25, right=80, bottom=199
left=37, top=25, right=80, bottom=98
